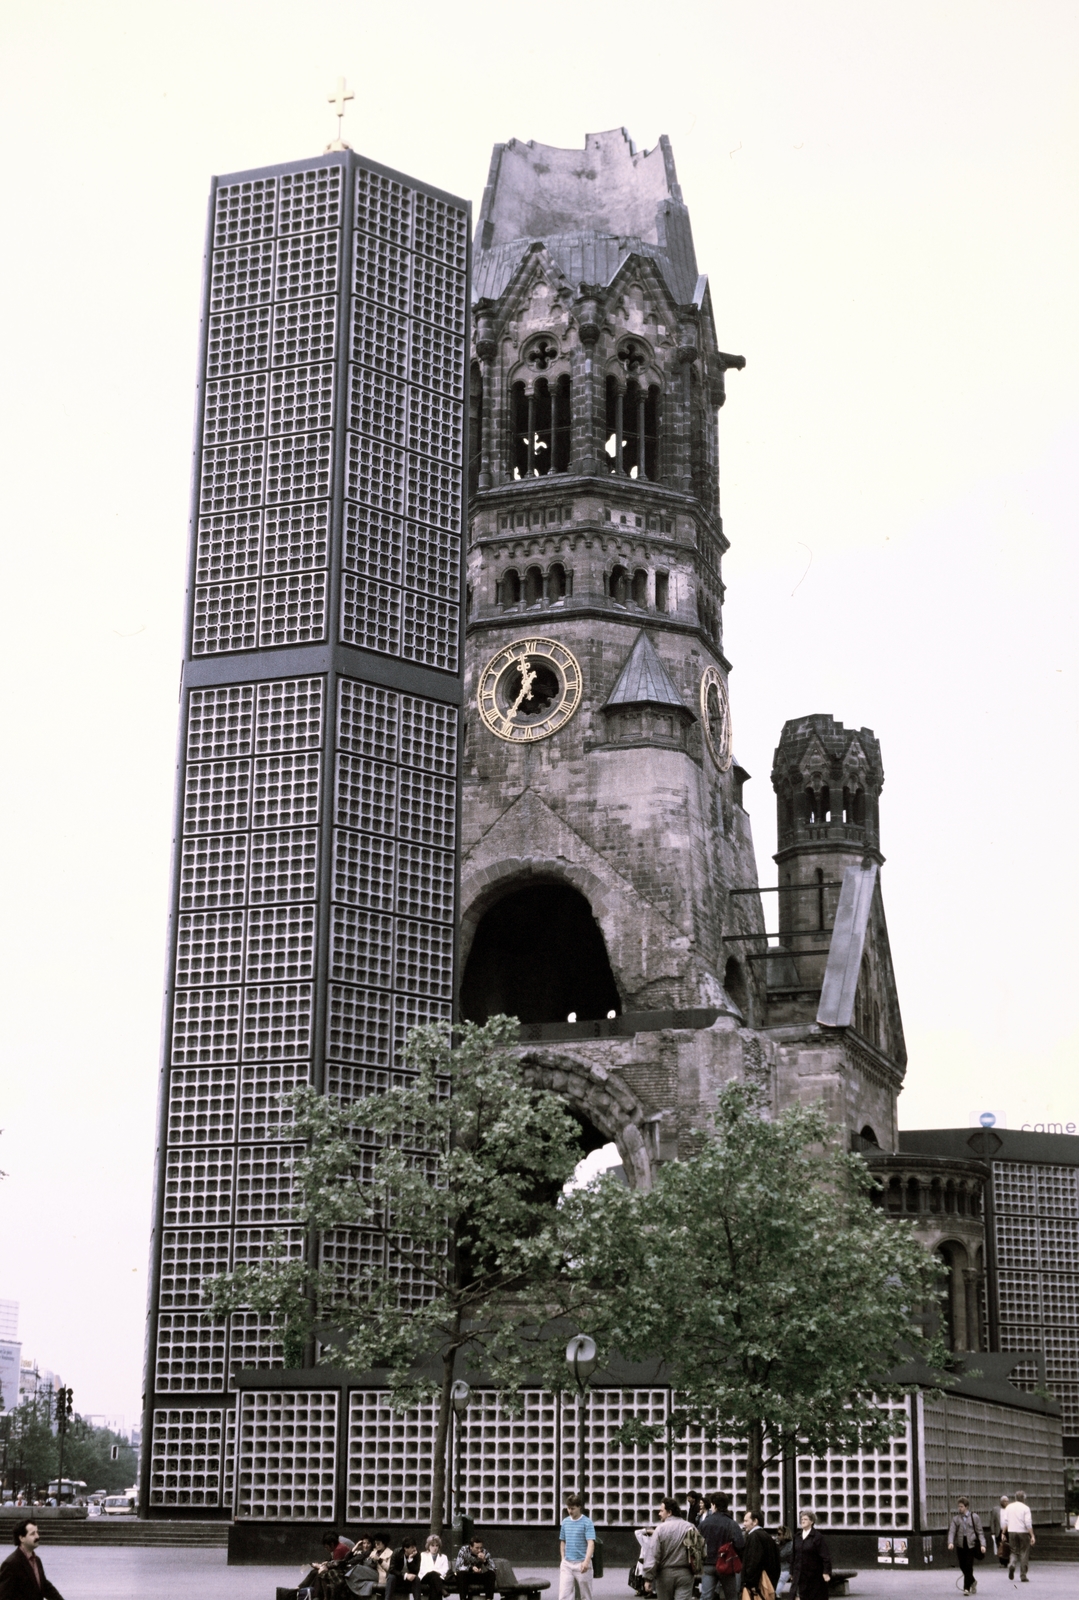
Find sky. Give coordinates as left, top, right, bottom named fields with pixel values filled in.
left=0, top=0, right=1076, bottom=1424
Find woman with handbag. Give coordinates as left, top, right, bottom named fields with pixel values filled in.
left=946, top=1496, right=986, bottom=1596
left=789, top=1512, right=831, bottom=1600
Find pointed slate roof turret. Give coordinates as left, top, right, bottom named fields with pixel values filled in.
left=603, top=631, right=694, bottom=716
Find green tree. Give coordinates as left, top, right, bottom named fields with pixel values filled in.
left=561, top=1082, right=949, bottom=1510
left=64, top=1423, right=138, bottom=1493
left=6, top=1401, right=57, bottom=1496
left=207, top=1016, right=585, bottom=1534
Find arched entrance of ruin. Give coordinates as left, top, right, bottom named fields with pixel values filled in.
left=460, top=880, right=621, bottom=1025
left=517, top=1049, right=655, bottom=1191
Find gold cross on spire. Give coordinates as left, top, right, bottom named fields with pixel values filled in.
left=325, top=76, right=354, bottom=152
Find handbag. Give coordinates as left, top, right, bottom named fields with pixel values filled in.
left=750, top=1575, right=777, bottom=1600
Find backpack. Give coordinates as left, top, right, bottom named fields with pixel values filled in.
left=715, top=1541, right=743, bottom=1578
left=682, top=1526, right=707, bottom=1577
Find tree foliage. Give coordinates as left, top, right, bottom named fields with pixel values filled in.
left=207, top=1016, right=586, bottom=1532
left=560, top=1081, right=949, bottom=1509
left=2, top=1403, right=136, bottom=1496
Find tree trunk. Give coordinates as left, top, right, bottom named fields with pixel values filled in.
left=745, top=1419, right=765, bottom=1515
left=429, top=1350, right=457, bottom=1537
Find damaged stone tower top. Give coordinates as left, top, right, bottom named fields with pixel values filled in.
left=474, top=128, right=701, bottom=305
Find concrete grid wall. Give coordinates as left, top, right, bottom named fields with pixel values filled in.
left=921, top=1393, right=1065, bottom=1526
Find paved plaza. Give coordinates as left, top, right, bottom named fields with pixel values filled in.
left=26, top=1549, right=1079, bottom=1600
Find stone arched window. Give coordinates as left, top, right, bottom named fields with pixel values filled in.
left=632, top=568, right=648, bottom=606
left=500, top=568, right=521, bottom=606
left=524, top=565, right=544, bottom=605
left=547, top=563, right=568, bottom=601
left=608, top=565, right=629, bottom=604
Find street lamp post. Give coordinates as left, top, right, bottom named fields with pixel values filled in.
left=565, top=1334, right=600, bottom=1573
left=451, top=1380, right=472, bottom=1546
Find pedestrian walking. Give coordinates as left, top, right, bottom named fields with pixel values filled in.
left=989, top=1498, right=1010, bottom=1568
left=559, top=1493, right=596, bottom=1600
left=1001, top=1491, right=1035, bottom=1582
left=789, top=1512, right=831, bottom=1600
left=647, top=1496, right=701, bottom=1600
left=700, top=1492, right=746, bottom=1600
left=0, top=1522, right=65, bottom=1600
left=774, top=1528, right=793, bottom=1598
left=946, top=1497, right=986, bottom=1596
left=740, top=1510, right=780, bottom=1600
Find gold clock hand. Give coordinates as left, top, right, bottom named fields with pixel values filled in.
left=506, top=658, right=536, bottom=719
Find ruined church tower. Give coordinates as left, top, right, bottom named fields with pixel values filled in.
left=460, top=130, right=904, bottom=1174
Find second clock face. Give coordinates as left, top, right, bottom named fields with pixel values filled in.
left=700, top=664, right=733, bottom=771
left=478, top=637, right=582, bottom=743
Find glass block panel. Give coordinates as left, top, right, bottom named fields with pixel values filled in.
left=214, top=178, right=276, bottom=248
left=333, top=829, right=395, bottom=911
left=408, top=386, right=462, bottom=463
left=155, top=1315, right=227, bottom=1395
left=269, top=364, right=335, bottom=436
left=234, top=1143, right=302, bottom=1225
left=337, top=680, right=399, bottom=761
left=671, top=1427, right=782, bottom=1521
left=397, top=769, right=456, bottom=848
left=183, top=761, right=251, bottom=834
left=149, top=1406, right=225, bottom=1506
left=403, top=591, right=459, bottom=671
left=456, top=1390, right=558, bottom=1525
left=180, top=833, right=249, bottom=910
left=352, top=299, right=409, bottom=379
left=396, top=844, right=454, bottom=922
left=207, top=306, right=272, bottom=378
left=236, top=1390, right=338, bottom=1520
left=331, top=906, right=394, bottom=988
left=996, top=1213, right=1040, bottom=1269
left=346, top=1390, right=438, bottom=1523
left=275, top=231, right=341, bottom=300
left=346, top=433, right=405, bottom=512
left=922, top=1392, right=1065, bottom=1525
left=196, top=510, right=262, bottom=584
left=241, top=983, right=314, bottom=1060
left=997, top=1271, right=1042, bottom=1324
left=238, top=1060, right=312, bottom=1140
left=407, top=452, right=460, bottom=531
left=164, top=1145, right=235, bottom=1227
left=255, top=677, right=324, bottom=753
left=410, top=320, right=464, bottom=396
left=327, top=985, right=392, bottom=1067
left=232, top=1225, right=305, bottom=1267
left=211, top=242, right=275, bottom=315
left=350, top=365, right=407, bottom=445
left=341, top=572, right=401, bottom=654
left=393, top=994, right=451, bottom=1060
left=344, top=504, right=403, bottom=584
left=171, top=989, right=243, bottom=1065
left=252, top=752, right=321, bottom=829
left=167, top=1064, right=238, bottom=1144
left=403, top=525, right=459, bottom=601
left=394, top=919, right=453, bottom=998
left=1039, top=1215, right=1079, bottom=1272
left=992, top=1161, right=1037, bottom=1215
left=192, top=581, right=259, bottom=654
left=159, top=1228, right=231, bottom=1309
left=562, top=1389, right=669, bottom=1526
left=246, top=902, right=316, bottom=983
left=353, top=236, right=410, bottom=314
left=259, top=571, right=328, bottom=646
left=795, top=1399, right=911, bottom=1530
left=411, top=257, right=465, bottom=336
left=399, top=698, right=458, bottom=773
left=279, top=165, right=343, bottom=234
left=263, top=501, right=329, bottom=573
left=200, top=440, right=265, bottom=514
left=203, top=372, right=269, bottom=445
left=266, top=432, right=333, bottom=505
left=1037, top=1165, right=1079, bottom=1216
left=336, top=754, right=396, bottom=834
left=1042, top=1273, right=1079, bottom=1321
left=272, top=296, right=337, bottom=367
left=249, top=828, right=318, bottom=903
left=355, top=168, right=412, bottom=247
left=228, top=1311, right=285, bottom=1386
left=176, top=908, right=245, bottom=988
left=188, top=685, right=255, bottom=762
left=411, top=194, right=468, bottom=270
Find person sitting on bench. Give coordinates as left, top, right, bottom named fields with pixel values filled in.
left=419, top=1535, right=450, bottom=1600
left=388, top=1538, right=423, bottom=1600
left=454, top=1537, right=496, bottom=1599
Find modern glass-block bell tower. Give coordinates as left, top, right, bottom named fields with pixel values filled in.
left=141, top=150, right=469, bottom=1515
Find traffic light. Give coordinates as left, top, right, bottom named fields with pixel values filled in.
left=55, top=1388, right=73, bottom=1432
left=110, top=1444, right=119, bottom=1461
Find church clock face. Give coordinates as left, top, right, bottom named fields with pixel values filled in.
left=478, top=637, right=582, bottom=743
left=700, top=665, right=733, bottom=771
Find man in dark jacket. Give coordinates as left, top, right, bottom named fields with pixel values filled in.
left=740, top=1511, right=781, bottom=1597
left=700, top=1493, right=745, bottom=1600
left=0, top=1522, right=65, bottom=1600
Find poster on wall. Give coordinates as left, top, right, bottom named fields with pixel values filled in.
left=877, top=1539, right=893, bottom=1564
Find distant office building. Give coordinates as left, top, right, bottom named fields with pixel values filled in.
left=0, top=1301, right=18, bottom=1341
left=140, top=146, right=470, bottom=1515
